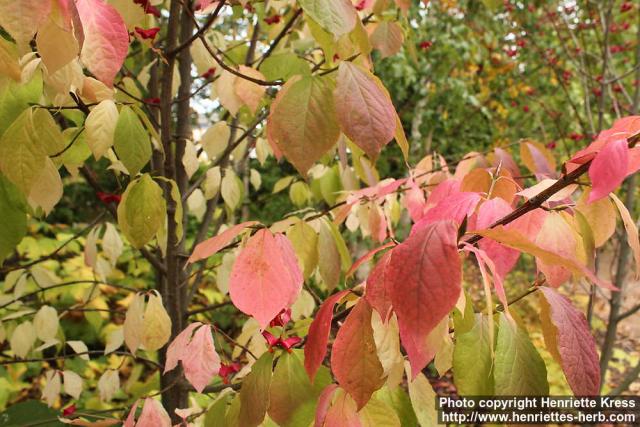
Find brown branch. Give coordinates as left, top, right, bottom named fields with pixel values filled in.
left=167, top=0, right=227, bottom=57
left=255, top=8, right=303, bottom=68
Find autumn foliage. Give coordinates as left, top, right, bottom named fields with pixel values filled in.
left=0, top=0, right=639, bottom=426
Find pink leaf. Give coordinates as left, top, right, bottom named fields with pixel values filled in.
left=136, top=398, right=171, bottom=427
left=304, top=290, right=349, bottom=381
left=181, top=325, right=220, bottom=393
left=123, top=400, right=139, bottom=427
left=476, top=198, right=520, bottom=278
left=188, top=221, right=259, bottom=263
left=334, top=63, right=396, bottom=160
left=588, top=138, right=629, bottom=203
left=539, top=287, right=600, bottom=395
left=364, top=250, right=393, bottom=321
left=229, top=229, right=302, bottom=329
left=387, top=220, right=462, bottom=378
left=331, top=299, right=384, bottom=409
left=414, top=191, right=481, bottom=233
left=164, top=322, right=202, bottom=374
left=315, top=384, right=339, bottom=427
left=76, top=0, right=129, bottom=86
left=404, top=179, right=426, bottom=222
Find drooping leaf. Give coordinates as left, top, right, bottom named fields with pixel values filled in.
left=493, top=314, right=549, bottom=396
left=334, top=62, right=396, bottom=160
left=369, top=21, right=404, bottom=58
left=539, top=287, right=600, bottom=395
left=268, top=350, right=331, bottom=427
left=405, top=364, right=438, bottom=427
left=317, top=219, right=342, bottom=290
left=331, top=299, right=384, bottom=409
left=188, top=221, right=259, bottom=263
left=610, top=193, right=640, bottom=278
left=76, top=0, right=129, bottom=86
left=534, top=212, right=577, bottom=287
left=239, top=352, right=274, bottom=427
left=181, top=325, right=221, bottom=393
left=453, top=314, right=494, bottom=395
left=359, top=397, right=401, bottom=427
left=576, top=190, right=616, bottom=248
left=364, top=250, right=393, bottom=321
left=588, top=138, right=628, bottom=203
left=304, top=290, right=349, bottom=381
left=230, top=229, right=303, bottom=328
left=286, top=220, right=319, bottom=279
left=117, top=174, right=166, bottom=249
left=113, top=106, right=151, bottom=176
left=36, top=13, right=80, bottom=74
left=136, top=398, right=171, bottom=427
left=0, top=0, right=52, bottom=45
left=323, top=389, right=362, bottom=427
left=34, top=306, right=59, bottom=342
left=85, top=99, right=119, bottom=159
left=0, top=109, right=47, bottom=195
left=298, top=0, right=357, bottom=36
left=0, top=174, right=27, bottom=264
left=387, top=220, right=462, bottom=378
left=267, top=75, right=340, bottom=175
left=123, top=293, right=145, bottom=353
left=141, top=292, right=172, bottom=351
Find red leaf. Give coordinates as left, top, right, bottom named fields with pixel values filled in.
left=262, top=330, right=279, bottom=347
left=476, top=198, right=520, bottom=277
left=387, top=220, right=462, bottom=378
left=588, top=138, right=629, bottom=203
left=334, top=62, right=396, bottom=160
left=415, top=191, right=481, bottom=233
left=364, top=250, right=394, bottom=321
left=229, top=229, right=302, bottom=328
left=188, top=221, right=259, bottom=263
left=331, top=299, right=384, bottom=409
left=539, top=287, right=600, bottom=395
left=346, top=241, right=395, bottom=277
left=76, top=0, right=129, bottom=87
left=304, top=290, right=349, bottom=381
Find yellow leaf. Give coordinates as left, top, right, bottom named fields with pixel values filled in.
left=142, top=291, right=172, bottom=351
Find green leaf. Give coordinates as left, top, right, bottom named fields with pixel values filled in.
left=239, top=352, right=274, bottom=427
left=360, top=397, right=401, bottom=426
left=317, top=219, right=342, bottom=290
left=204, top=393, right=233, bottom=427
left=113, top=106, right=152, bottom=176
left=268, top=350, right=331, bottom=427
left=267, top=75, right=340, bottom=175
left=0, top=108, right=47, bottom=194
left=405, top=365, right=437, bottom=427
left=453, top=313, right=494, bottom=396
left=374, top=386, right=418, bottom=427
left=494, top=313, right=549, bottom=396
left=0, top=399, right=61, bottom=427
left=260, top=53, right=311, bottom=81
left=298, top=0, right=357, bottom=37
left=32, top=109, right=65, bottom=157
left=0, top=173, right=27, bottom=264
left=0, top=75, right=42, bottom=138
left=286, top=221, right=318, bottom=279
left=117, top=174, right=166, bottom=248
